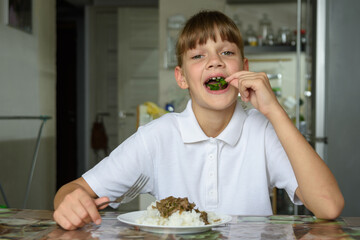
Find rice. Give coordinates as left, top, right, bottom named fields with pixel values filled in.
left=136, top=201, right=220, bottom=226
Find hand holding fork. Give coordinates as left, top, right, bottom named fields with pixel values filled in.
left=97, top=174, right=149, bottom=209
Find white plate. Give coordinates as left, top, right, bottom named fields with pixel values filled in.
left=117, top=210, right=232, bottom=234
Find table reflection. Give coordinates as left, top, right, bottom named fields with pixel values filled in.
left=1, top=208, right=359, bottom=239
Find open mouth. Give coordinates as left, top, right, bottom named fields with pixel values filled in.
left=205, top=77, right=228, bottom=91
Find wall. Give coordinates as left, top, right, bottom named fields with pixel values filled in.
left=0, top=0, right=56, bottom=209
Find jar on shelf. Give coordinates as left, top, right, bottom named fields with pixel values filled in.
left=245, top=24, right=258, bottom=46
left=290, top=30, right=297, bottom=46
left=277, top=27, right=291, bottom=45
left=165, top=14, right=186, bottom=68
left=258, top=13, right=272, bottom=46
left=232, top=14, right=243, bottom=33
left=266, top=27, right=275, bottom=46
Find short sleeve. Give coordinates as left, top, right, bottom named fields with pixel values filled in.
left=82, top=129, right=154, bottom=207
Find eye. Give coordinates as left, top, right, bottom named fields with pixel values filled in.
left=191, top=54, right=203, bottom=59
left=221, top=51, right=234, bottom=56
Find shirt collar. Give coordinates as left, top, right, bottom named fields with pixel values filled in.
left=178, top=100, right=209, bottom=143
left=177, top=100, right=247, bottom=146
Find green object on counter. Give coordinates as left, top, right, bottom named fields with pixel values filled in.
left=0, top=205, right=7, bottom=208
left=272, top=87, right=282, bottom=97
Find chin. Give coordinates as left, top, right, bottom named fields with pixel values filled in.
left=208, top=98, right=237, bottom=111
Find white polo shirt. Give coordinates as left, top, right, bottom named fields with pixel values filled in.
left=83, top=100, right=301, bottom=215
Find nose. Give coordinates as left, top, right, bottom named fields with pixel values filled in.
left=206, top=54, right=224, bottom=69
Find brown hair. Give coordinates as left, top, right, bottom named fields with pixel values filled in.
left=176, top=10, right=244, bottom=67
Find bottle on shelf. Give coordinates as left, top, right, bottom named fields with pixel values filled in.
left=291, top=29, right=307, bottom=49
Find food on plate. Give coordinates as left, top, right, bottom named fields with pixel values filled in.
left=136, top=196, right=221, bottom=226
left=205, top=77, right=228, bottom=90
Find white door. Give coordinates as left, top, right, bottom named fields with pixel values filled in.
left=117, top=8, right=159, bottom=210
left=90, top=9, right=119, bottom=166
left=117, top=8, right=159, bottom=144
left=88, top=7, right=158, bottom=210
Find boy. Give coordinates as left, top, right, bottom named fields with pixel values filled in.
left=53, top=10, right=344, bottom=230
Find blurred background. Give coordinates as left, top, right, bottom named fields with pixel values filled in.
left=0, top=0, right=359, bottom=217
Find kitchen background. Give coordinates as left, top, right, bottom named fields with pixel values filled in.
left=0, top=0, right=359, bottom=217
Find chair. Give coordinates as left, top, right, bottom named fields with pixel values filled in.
left=0, top=115, right=51, bottom=208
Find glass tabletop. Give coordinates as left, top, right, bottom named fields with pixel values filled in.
left=1, top=208, right=359, bottom=239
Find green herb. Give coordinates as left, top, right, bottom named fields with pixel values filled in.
left=209, top=84, right=220, bottom=90
left=206, top=77, right=228, bottom=90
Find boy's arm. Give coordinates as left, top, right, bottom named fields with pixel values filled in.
left=267, top=104, right=344, bottom=219
left=227, top=71, right=344, bottom=219
left=53, top=177, right=109, bottom=230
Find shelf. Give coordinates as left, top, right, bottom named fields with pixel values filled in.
left=227, top=0, right=299, bottom=3
left=244, top=45, right=305, bottom=54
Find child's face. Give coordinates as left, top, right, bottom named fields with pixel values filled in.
left=175, top=31, right=248, bottom=112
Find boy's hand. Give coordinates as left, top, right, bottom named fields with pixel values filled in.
left=226, top=71, right=281, bottom=117
left=53, top=188, right=109, bottom=230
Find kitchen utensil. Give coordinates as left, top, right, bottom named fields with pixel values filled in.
left=97, top=174, right=149, bottom=208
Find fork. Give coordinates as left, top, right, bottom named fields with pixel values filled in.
left=97, top=174, right=149, bottom=209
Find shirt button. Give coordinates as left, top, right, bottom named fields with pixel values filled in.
left=208, top=154, right=214, bottom=159
left=209, top=138, right=216, bottom=143
left=209, top=172, right=214, bottom=177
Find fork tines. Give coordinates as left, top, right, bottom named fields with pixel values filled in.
left=125, top=174, right=149, bottom=199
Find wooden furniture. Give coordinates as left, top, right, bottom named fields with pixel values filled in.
left=1, top=208, right=359, bottom=239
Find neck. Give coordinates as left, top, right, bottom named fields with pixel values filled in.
left=192, top=102, right=237, bottom=138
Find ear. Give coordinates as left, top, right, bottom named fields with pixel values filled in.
left=175, top=66, right=189, bottom=89
left=243, top=58, right=249, bottom=71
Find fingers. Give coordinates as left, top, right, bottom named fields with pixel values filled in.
left=72, top=200, right=94, bottom=225
left=226, top=70, right=256, bottom=81
left=54, top=205, right=84, bottom=230
left=53, top=189, right=106, bottom=230
left=237, top=76, right=254, bottom=100
left=225, top=72, right=245, bottom=88
left=95, top=196, right=110, bottom=210
left=227, top=71, right=270, bottom=102
left=226, top=71, right=280, bottom=114
left=77, top=194, right=102, bottom=225
left=226, top=71, right=269, bottom=88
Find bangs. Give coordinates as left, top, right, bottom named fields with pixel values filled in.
left=176, top=11, right=244, bottom=66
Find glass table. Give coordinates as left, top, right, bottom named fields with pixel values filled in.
left=0, top=208, right=359, bottom=239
